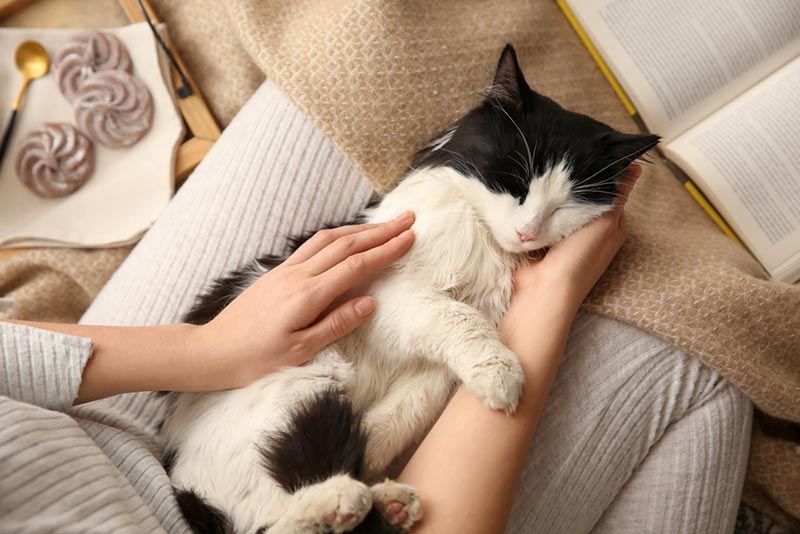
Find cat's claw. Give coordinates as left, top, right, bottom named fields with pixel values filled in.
left=463, top=348, right=525, bottom=413
left=371, top=480, right=422, bottom=531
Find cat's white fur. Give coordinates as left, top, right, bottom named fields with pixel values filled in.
left=163, top=164, right=611, bottom=533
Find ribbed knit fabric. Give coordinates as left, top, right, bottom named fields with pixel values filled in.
left=0, top=81, right=751, bottom=533
left=506, top=312, right=752, bottom=534
left=0, top=322, right=92, bottom=411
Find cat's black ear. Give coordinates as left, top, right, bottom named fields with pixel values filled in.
left=601, top=132, right=661, bottom=162
left=487, top=44, right=531, bottom=109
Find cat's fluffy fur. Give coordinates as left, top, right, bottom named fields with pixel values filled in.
left=160, top=45, right=659, bottom=534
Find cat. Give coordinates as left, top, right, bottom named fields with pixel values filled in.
left=160, top=44, right=659, bottom=534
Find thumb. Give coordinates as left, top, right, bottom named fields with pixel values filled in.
left=303, top=296, right=376, bottom=351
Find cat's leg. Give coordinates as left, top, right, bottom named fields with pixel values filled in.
left=382, top=289, right=525, bottom=413
left=165, top=349, right=358, bottom=533
left=264, top=474, right=373, bottom=534
left=359, top=367, right=454, bottom=478
left=370, top=480, right=423, bottom=531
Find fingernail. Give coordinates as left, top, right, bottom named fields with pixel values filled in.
left=354, top=297, right=375, bottom=317
left=393, top=211, right=413, bottom=223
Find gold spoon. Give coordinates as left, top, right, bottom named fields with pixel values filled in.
left=0, top=40, right=50, bottom=166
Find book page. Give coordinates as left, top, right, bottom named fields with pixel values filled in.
left=566, top=0, right=800, bottom=142
left=665, top=58, right=800, bottom=282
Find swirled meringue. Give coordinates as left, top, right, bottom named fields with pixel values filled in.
left=53, top=31, right=133, bottom=103
left=15, top=123, right=94, bottom=198
left=74, top=70, right=154, bottom=148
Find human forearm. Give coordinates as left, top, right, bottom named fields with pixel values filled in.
left=398, top=167, right=638, bottom=533
left=7, top=320, right=203, bottom=404
left=398, top=284, right=578, bottom=534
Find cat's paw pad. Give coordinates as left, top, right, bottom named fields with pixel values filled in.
left=307, top=475, right=371, bottom=532
left=464, top=349, right=525, bottom=413
left=371, top=480, right=422, bottom=531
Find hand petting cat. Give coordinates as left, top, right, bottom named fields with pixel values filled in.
left=192, top=212, right=417, bottom=390
left=501, top=163, right=641, bottom=355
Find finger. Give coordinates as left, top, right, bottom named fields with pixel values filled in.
left=312, top=229, right=415, bottom=304
left=304, top=211, right=415, bottom=275
left=627, top=163, right=643, bottom=180
left=301, top=296, right=376, bottom=351
left=284, top=223, right=380, bottom=266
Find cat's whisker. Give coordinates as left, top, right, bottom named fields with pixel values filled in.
left=440, top=148, right=483, bottom=180
left=492, top=102, right=535, bottom=181
left=574, top=141, right=659, bottom=186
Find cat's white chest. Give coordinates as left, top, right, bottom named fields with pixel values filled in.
left=366, top=168, right=519, bottom=324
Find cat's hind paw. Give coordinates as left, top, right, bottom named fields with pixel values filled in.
left=297, top=475, right=372, bottom=533
left=371, top=480, right=422, bottom=531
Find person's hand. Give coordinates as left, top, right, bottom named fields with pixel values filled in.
left=501, top=165, right=641, bottom=345
left=188, top=212, right=416, bottom=390
left=521, top=164, right=640, bottom=300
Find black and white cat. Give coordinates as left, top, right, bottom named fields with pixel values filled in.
left=161, top=45, right=659, bottom=534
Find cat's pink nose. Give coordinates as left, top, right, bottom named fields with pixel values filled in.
left=517, top=229, right=538, bottom=242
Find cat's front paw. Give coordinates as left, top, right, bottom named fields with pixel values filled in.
left=462, top=347, right=524, bottom=413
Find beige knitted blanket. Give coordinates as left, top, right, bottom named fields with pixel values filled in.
left=2, top=0, right=798, bottom=526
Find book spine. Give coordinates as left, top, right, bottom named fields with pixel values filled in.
left=682, top=181, right=745, bottom=249
left=556, top=0, right=637, bottom=115
left=661, top=158, right=746, bottom=249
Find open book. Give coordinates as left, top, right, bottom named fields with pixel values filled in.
left=558, top=0, right=800, bottom=283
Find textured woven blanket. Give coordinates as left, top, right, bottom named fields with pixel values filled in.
left=1, top=0, right=797, bottom=526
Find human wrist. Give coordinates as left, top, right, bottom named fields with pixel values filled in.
left=177, top=322, right=233, bottom=391
left=500, top=279, right=581, bottom=364
left=516, top=274, right=583, bottom=317
left=128, top=323, right=205, bottom=393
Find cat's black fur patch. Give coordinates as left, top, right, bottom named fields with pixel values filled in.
left=257, top=388, right=366, bottom=494
left=183, top=217, right=363, bottom=326
left=183, top=254, right=285, bottom=325
left=162, top=448, right=178, bottom=475
left=175, top=488, right=232, bottom=534
left=414, top=44, right=659, bottom=205
left=350, top=508, right=405, bottom=534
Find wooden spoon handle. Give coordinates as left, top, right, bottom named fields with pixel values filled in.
left=0, top=109, right=19, bottom=168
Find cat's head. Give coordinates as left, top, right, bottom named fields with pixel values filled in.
left=413, top=44, right=659, bottom=253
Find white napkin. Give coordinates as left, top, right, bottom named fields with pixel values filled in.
left=0, top=22, right=184, bottom=249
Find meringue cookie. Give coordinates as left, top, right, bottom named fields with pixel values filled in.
left=15, top=123, right=94, bottom=198
left=53, top=31, right=133, bottom=103
left=74, top=70, right=154, bottom=148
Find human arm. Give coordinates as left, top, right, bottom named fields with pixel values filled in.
left=2, top=212, right=416, bottom=405
left=397, top=167, right=642, bottom=533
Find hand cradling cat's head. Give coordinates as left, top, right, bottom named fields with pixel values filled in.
left=413, top=44, right=660, bottom=253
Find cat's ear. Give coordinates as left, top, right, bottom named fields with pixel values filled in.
left=601, top=132, right=661, bottom=162
left=487, top=44, right=531, bottom=109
